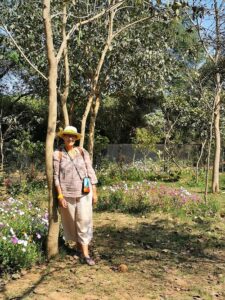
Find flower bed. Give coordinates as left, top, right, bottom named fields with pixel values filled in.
left=0, top=197, right=48, bottom=273
left=97, top=181, right=218, bottom=217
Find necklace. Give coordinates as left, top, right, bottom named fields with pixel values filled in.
left=67, top=147, right=77, bottom=159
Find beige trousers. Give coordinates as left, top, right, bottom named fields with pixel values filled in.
left=59, top=191, right=93, bottom=245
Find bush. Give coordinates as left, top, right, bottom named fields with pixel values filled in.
left=5, top=178, right=47, bottom=198
left=0, top=198, right=48, bottom=273
left=97, top=189, right=125, bottom=211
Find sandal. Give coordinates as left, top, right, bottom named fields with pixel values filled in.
left=84, top=256, right=95, bottom=266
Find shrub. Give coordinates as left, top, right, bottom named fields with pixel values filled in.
left=0, top=198, right=48, bottom=273
left=97, top=162, right=122, bottom=186
left=97, top=189, right=125, bottom=211
left=6, top=178, right=47, bottom=197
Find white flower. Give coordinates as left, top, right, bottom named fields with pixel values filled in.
left=22, top=247, right=26, bottom=252
left=2, top=236, right=6, bottom=240
left=41, top=218, right=48, bottom=224
left=10, top=227, right=15, bottom=235
left=18, top=240, right=28, bottom=247
left=23, top=240, right=28, bottom=247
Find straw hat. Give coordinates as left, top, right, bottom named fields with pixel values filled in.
left=57, top=126, right=82, bottom=140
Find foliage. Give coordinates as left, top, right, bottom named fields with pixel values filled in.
left=0, top=95, right=46, bottom=176
left=0, top=197, right=48, bottom=273
left=8, top=131, right=45, bottom=171
left=1, top=0, right=204, bottom=146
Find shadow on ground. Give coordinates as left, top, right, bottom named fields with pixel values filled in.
left=94, top=215, right=225, bottom=266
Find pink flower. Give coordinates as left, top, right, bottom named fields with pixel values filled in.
left=11, top=236, right=18, bottom=244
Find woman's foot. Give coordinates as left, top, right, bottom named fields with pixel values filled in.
left=84, top=256, right=95, bottom=266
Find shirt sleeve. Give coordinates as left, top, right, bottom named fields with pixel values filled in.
left=82, top=148, right=98, bottom=185
left=53, top=150, right=60, bottom=187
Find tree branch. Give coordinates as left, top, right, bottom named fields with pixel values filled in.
left=12, top=92, right=33, bottom=104
left=112, top=16, right=150, bottom=39
left=1, top=24, right=48, bottom=81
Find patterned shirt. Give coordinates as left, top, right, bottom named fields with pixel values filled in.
left=53, top=147, right=98, bottom=198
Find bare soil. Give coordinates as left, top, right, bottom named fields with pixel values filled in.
left=1, top=211, right=225, bottom=300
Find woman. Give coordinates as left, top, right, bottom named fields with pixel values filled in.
left=53, top=126, right=98, bottom=266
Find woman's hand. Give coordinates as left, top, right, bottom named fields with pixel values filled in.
left=58, top=197, right=68, bottom=208
left=92, top=185, right=98, bottom=205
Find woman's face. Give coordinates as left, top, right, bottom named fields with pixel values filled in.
left=62, top=134, right=77, bottom=147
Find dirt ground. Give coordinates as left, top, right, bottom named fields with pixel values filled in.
left=1, top=211, right=225, bottom=300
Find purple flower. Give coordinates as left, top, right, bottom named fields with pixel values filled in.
left=11, top=236, right=18, bottom=244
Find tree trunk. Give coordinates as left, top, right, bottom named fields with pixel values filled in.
left=195, top=139, right=206, bottom=184
left=0, top=111, right=4, bottom=172
left=60, top=2, right=70, bottom=127
left=88, top=95, right=100, bottom=160
left=80, top=94, right=94, bottom=147
left=212, top=72, right=221, bottom=193
left=69, top=101, right=75, bottom=125
left=204, top=87, right=216, bottom=202
left=60, top=94, right=70, bottom=127
left=79, top=42, right=109, bottom=147
left=79, top=8, right=114, bottom=147
left=43, top=0, right=59, bottom=259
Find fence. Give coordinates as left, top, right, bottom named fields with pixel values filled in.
left=104, top=143, right=203, bottom=164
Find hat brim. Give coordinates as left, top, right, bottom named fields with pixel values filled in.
left=57, top=130, right=82, bottom=140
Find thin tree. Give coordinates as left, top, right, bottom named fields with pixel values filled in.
left=187, top=0, right=224, bottom=192
left=43, top=0, right=59, bottom=258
